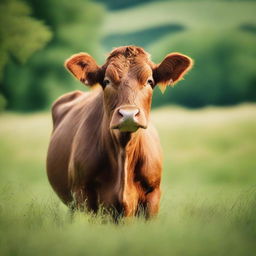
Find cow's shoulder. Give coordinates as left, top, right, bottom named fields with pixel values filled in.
left=51, top=90, right=84, bottom=129
left=135, top=124, right=163, bottom=188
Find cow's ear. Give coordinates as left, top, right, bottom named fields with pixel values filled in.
left=65, top=53, right=101, bottom=86
left=153, top=53, right=193, bottom=93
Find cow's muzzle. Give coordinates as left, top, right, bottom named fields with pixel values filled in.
left=110, top=105, right=147, bottom=132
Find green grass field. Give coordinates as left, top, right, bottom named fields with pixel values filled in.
left=0, top=104, right=256, bottom=256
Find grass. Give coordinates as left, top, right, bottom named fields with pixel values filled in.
left=0, top=104, right=256, bottom=255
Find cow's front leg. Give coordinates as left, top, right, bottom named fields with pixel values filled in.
left=144, top=187, right=161, bottom=219
left=71, top=185, right=98, bottom=213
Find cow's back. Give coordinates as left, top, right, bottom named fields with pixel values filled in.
left=51, top=90, right=84, bottom=130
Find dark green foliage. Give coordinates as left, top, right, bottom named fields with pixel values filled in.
left=150, top=30, right=256, bottom=108
left=0, top=0, right=52, bottom=78
left=0, top=0, right=52, bottom=108
left=1, top=0, right=105, bottom=111
left=96, top=0, right=155, bottom=10
left=0, top=94, right=6, bottom=112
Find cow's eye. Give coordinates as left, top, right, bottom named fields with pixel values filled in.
left=147, top=79, right=154, bottom=87
left=103, top=79, right=110, bottom=87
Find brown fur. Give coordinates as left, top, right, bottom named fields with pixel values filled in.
left=47, top=46, right=193, bottom=218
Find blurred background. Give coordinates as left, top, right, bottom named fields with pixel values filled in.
left=0, top=1, right=256, bottom=255
left=1, top=0, right=256, bottom=111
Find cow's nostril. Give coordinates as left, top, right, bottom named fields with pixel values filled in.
left=134, top=109, right=140, bottom=117
left=118, top=110, right=124, bottom=117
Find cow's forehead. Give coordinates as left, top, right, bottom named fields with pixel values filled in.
left=105, top=57, right=152, bottom=84
left=104, top=46, right=153, bottom=84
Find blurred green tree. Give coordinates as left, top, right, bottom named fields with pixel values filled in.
left=1, top=0, right=104, bottom=111
left=0, top=0, right=52, bottom=110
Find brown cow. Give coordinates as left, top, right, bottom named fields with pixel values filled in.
left=47, top=46, right=193, bottom=219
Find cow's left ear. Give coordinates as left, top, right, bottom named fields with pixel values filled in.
left=65, top=53, right=101, bottom=86
left=153, top=53, right=193, bottom=92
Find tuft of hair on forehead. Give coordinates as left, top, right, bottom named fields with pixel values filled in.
left=107, top=46, right=150, bottom=61
left=103, top=46, right=153, bottom=84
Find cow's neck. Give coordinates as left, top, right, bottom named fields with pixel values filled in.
left=101, top=111, right=142, bottom=195
left=101, top=106, right=142, bottom=162
left=110, top=129, right=142, bottom=214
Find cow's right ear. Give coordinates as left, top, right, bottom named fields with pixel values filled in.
left=65, top=53, right=101, bottom=86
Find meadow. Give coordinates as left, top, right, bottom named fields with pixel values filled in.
left=0, top=104, right=256, bottom=256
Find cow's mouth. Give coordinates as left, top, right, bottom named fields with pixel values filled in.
left=110, top=123, right=147, bottom=133
left=110, top=106, right=148, bottom=132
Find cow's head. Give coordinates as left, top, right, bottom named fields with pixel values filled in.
left=65, top=46, right=193, bottom=133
